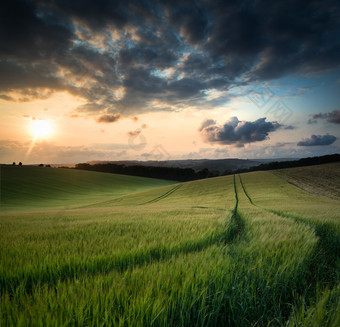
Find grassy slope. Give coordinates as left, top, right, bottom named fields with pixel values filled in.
left=239, top=170, right=340, bottom=326
left=0, top=165, right=175, bottom=210
left=0, top=164, right=339, bottom=326
left=240, top=169, right=340, bottom=226
left=274, top=162, right=340, bottom=200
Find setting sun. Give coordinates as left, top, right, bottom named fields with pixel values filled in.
left=30, top=120, right=53, bottom=139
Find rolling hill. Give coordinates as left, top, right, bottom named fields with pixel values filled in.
left=0, top=165, right=175, bottom=210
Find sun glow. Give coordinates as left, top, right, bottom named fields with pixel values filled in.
left=30, top=120, right=53, bottom=139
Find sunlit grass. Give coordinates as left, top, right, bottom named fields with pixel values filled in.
left=1, top=165, right=339, bottom=326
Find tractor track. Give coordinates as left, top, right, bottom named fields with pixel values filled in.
left=138, top=184, right=183, bottom=205
left=238, top=174, right=339, bottom=289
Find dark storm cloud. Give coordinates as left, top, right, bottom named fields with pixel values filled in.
left=0, top=60, right=65, bottom=92
left=117, top=24, right=180, bottom=71
left=167, top=78, right=205, bottom=99
left=118, top=46, right=177, bottom=69
left=1, top=0, right=340, bottom=115
left=205, top=1, right=263, bottom=58
left=59, top=45, right=116, bottom=80
left=199, top=117, right=281, bottom=146
left=0, top=0, right=74, bottom=61
left=163, top=0, right=209, bottom=44
left=297, top=134, right=337, bottom=146
left=204, top=0, right=340, bottom=80
left=47, top=0, right=128, bottom=30
left=312, top=110, right=340, bottom=124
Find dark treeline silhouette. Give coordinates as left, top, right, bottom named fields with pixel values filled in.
left=74, top=163, right=219, bottom=181
left=229, top=154, right=340, bottom=175
left=74, top=154, right=339, bottom=181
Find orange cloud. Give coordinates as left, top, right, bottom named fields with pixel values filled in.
left=96, top=113, right=121, bottom=123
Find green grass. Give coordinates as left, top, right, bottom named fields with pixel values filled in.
left=0, top=165, right=175, bottom=210
left=0, top=164, right=339, bottom=326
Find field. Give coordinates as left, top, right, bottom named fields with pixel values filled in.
left=0, top=164, right=339, bottom=326
left=1, top=166, right=175, bottom=210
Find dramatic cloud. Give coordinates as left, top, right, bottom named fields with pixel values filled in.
left=312, top=110, right=340, bottom=124
left=199, top=117, right=281, bottom=146
left=0, top=0, right=339, bottom=116
left=297, top=134, right=337, bottom=146
left=96, top=113, right=121, bottom=123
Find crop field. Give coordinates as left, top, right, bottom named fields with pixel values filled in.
left=1, top=166, right=175, bottom=210
left=0, top=164, right=339, bottom=326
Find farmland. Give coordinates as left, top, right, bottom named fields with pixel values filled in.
left=1, top=166, right=175, bottom=210
left=1, top=164, right=339, bottom=326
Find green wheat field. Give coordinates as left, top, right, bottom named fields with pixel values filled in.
left=1, top=163, right=339, bottom=326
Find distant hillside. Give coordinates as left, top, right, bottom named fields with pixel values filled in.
left=86, top=158, right=265, bottom=173
left=1, top=166, right=174, bottom=210
left=75, top=163, right=219, bottom=181
left=49, top=158, right=297, bottom=172
left=78, top=154, right=339, bottom=182
left=233, top=153, right=340, bottom=174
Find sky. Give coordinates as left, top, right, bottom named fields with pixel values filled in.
left=1, top=0, right=340, bottom=164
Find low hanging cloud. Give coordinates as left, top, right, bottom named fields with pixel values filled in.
left=96, top=113, right=121, bottom=123
left=311, top=110, right=340, bottom=124
left=297, top=134, right=337, bottom=146
left=199, top=117, right=281, bottom=147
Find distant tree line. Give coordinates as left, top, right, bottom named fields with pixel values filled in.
left=227, top=154, right=340, bottom=175
left=74, top=163, right=219, bottom=182
left=74, top=154, right=340, bottom=181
